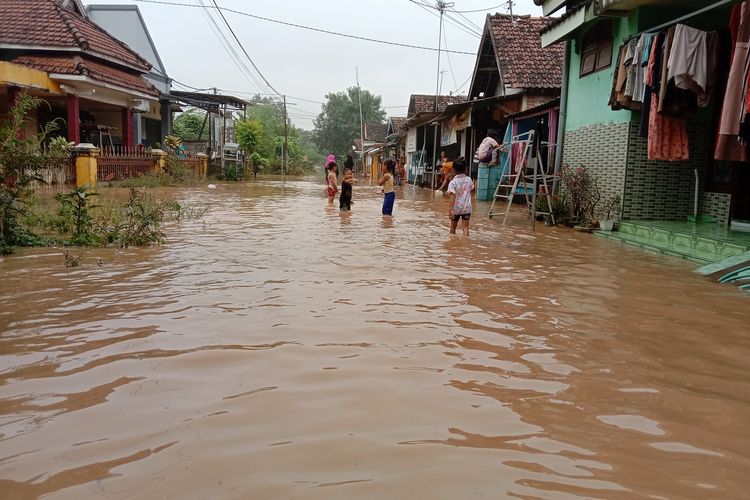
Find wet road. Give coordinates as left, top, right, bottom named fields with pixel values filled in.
left=1, top=179, right=749, bottom=499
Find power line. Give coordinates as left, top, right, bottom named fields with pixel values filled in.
left=447, top=8, right=483, bottom=32
left=195, top=0, right=267, bottom=93
left=131, top=0, right=475, bottom=55
left=450, top=2, right=508, bottom=13
left=442, top=26, right=459, bottom=92
left=443, top=11, right=483, bottom=37
left=210, top=0, right=281, bottom=96
left=407, top=0, right=481, bottom=39
left=454, top=74, right=472, bottom=94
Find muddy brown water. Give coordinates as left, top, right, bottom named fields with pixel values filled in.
left=1, top=179, right=749, bottom=500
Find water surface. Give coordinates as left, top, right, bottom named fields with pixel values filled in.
left=1, top=179, right=749, bottom=499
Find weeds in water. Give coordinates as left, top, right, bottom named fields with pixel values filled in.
left=55, top=187, right=100, bottom=246
left=63, top=251, right=81, bottom=268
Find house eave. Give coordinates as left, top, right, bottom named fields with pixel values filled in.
left=542, top=0, right=567, bottom=16
left=0, top=43, right=149, bottom=73
left=50, top=73, right=158, bottom=102
left=541, top=3, right=597, bottom=47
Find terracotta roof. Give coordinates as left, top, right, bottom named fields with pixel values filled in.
left=0, top=0, right=151, bottom=72
left=488, top=15, right=565, bottom=89
left=388, top=116, right=408, bottom=134
left=407, top=94, right=467, bottom=117
left=12, top=54, right=159, bottom=97
left=364, top=123, right=388, bottom=142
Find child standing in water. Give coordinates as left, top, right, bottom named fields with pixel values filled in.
left=378, top=159, right=396, bottom=216
left=326, top=162, right=338, bottom=206
left=340, top=168, right=355, bottom=211
left=446, top=157, right=474, bottom=235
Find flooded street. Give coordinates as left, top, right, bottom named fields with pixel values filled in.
left=1, top=179, right=749, bottom=499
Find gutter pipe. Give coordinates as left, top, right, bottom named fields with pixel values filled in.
left=552, top=39, right=570, bottom=193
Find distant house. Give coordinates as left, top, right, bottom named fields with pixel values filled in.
left=362, top=122, right=388, bottom=179
left=0, top=0, right=162, bottom=148
left=436, top=14, right=564, bottom=168
left=402, top=93, right=466, bottom=184
left=86, top=3, right=173, bottom=146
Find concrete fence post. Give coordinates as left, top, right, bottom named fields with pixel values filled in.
left=151, top=149, right=167, bottom=174
left=72, top=143, right=99, bottom=189
left=196, top=153, right=208, bottom=180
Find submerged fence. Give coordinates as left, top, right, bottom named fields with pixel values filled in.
left=98, top=146, right=155, bottom=182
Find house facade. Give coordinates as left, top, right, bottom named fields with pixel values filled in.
left=542, top=0, right=749, bottom=228
left=0, top=0, right=161, bottom=148
left=86, top=3, right=173, bottom=146
left=434, top=14, right=565, bottom=197
left=402, top=94, right=466, bottom=185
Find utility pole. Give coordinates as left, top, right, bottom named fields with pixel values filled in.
left=508, top=0, right=515, bottom=22
left=283, top=95, right=288, bottom=178
left=356, top=67, right=365, bottom=176
left=434, top=1, right=454, bottom=110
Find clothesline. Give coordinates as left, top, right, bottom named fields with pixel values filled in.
left=625, top=0, right=736, bottom=41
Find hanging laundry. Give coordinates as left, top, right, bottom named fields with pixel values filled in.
left=659, top=26, right=698, bottom=120
left=624, top=37, right=641, bottom=98
left=640, top=32, right=664, bottom=138
left=646, top=32, right=689, bottom=161
left=610, top=41, right=641, bottom=111
left=667, top=24, right=719, bottom=107
left=716, top=1, right=750, bottom=162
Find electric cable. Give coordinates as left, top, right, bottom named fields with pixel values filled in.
left=450, top=2, right=508, bottom=14
left=210, top=0, right=281, bottom=96
left=131, top=0, right=475, bottom=55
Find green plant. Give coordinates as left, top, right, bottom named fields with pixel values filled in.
left=602, top=194, right=622, bottom=220
left=534, top=194, right=570, bottom=226
left=0, top=93, right=59, bottom=253
left=560, top=165, right=600, bottom=224
left=55, top=187, right=100, bottom=246
left=114, top=188, right=166, bottom=247
left=47, top=136, right=73, bottom=158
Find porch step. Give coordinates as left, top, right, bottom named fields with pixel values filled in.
left=594, top=220, right=750, bottom=265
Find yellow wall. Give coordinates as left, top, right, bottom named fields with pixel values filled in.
left=0, top=62, right=61, bottom=94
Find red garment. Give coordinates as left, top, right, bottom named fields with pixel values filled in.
left=648, top=99, right=689, bottom=161
left=716, top=1, right=750, bottom=161
left=648, top=40, right=689, bottom=161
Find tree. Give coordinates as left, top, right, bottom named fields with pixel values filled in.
left=172, top=109, right=208, bottom=141
left=236, top=96, right=322, bottom=175
left=313, top=87, right=385, bottom=158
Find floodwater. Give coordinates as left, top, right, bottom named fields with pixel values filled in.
left=1, top=179, right=749, bottom=500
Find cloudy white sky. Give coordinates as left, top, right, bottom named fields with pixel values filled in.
left=83, top=0, right=543, bottom=129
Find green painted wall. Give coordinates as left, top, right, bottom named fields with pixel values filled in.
left=565, top=12, right=639, bottom=131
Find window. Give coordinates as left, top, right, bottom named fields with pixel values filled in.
left=580, top=21, right=613, bottom=77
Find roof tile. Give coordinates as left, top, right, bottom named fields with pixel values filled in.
left=488, top=15, right=565, bottom=89
left=12, top=54, right=159, bottom=96
left=407, top=94, right=467, bottom=117
left=0, top=0, right=151, bottom=71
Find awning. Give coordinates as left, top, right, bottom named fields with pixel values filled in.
left=505, top=97, right=560, bottom=120
left=430, top=93, right=522, bottom=124
left=170, top=90, right=249, bottom=112
left=403, top=111, right=441, bottom=129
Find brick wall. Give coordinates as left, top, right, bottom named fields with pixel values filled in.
left=562, top=121, right=629, bottom=218
left=700, top=191, right=732, bottom=226
left=623, top=123, right=711, bottom=220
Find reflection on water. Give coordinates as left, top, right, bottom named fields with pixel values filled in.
left=1, top=179, right=749, bottom=499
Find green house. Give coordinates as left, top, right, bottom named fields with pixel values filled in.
left=540, top=0, right=750, bottom=264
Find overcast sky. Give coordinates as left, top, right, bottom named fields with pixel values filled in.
left=83, top=0, right=543, bottom=129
